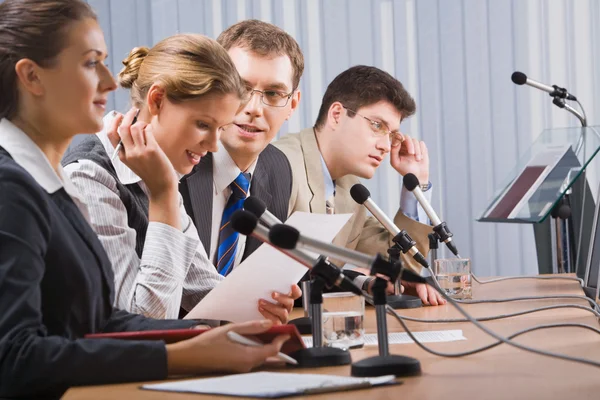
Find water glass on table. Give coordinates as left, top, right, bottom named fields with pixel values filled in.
left=434, top=258, right=473, bottom=299
left=322, top=292, right=365, bottom=349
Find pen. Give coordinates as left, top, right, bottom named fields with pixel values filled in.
left=111, top=112, right=139, bottom=161
left=226, top=331, right=298, bottom=366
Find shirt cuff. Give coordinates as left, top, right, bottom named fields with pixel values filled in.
left=400, top=183, right=433, bottom=224
left=141, top=222, right=200, bottom=282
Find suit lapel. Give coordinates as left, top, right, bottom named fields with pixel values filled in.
left=183, top=153, right=214, bottom=253
left=243, top=163, right=273, bottom=258
left=300, top=128, right=326, bottom=214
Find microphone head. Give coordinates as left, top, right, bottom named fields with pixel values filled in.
left=268, top=224, right=300, bottom=250
left=403, top=173, right=420, bottom=192
left=230, top=210, right=258, bottom=236
left=511, top=71, right=527, bottom=85
left=243, top=196, right=267, bottom=218
left=350, top=184, right=371, bottom=205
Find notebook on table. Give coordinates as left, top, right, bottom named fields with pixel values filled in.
left=85, top=324, right=305, bottom=355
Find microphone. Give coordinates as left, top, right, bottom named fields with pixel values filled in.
left=403, top=173, right=460, bottom=257
left=230, top=210, right=363, bottom=296
left=511, top=71, right=577, bottom=101
left=268, top=223, right=429, bottom=284
left=243, top=196, right=281, bottom=227
left=350, top=184, right=429, bottom=269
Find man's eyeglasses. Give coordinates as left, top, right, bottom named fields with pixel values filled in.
left=247, top=89, right=294, bottom=108
left=343, top=106, right=404, bottom=146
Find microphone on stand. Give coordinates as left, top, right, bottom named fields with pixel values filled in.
left=231, top=209, right=354, bottom=367
left=243, top=196, right=282, bottom=228
left=268, top=223, right=428, bottom=284
left=230, top=210, right=362, bottom=296
left=350, top=184, right=429, bottom=268
left=402, top=173, right=460, bottom=257
left=511, top=71, right=577, bottom=101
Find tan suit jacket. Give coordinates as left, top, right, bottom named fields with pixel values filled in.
left=274, top=128, right=433, bottom=270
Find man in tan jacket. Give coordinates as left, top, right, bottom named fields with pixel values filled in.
left=275, top=65, right=445, bottom=306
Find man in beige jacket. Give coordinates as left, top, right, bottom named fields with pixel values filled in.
left=275, top=65, right=444, bottom=306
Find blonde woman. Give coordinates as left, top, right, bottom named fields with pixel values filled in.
left=0, top=0, right=289, bottom=398
left=63, top=34, right=299, bottom=322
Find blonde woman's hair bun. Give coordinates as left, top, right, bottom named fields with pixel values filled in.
left=118, top=46, right=150, bottom=89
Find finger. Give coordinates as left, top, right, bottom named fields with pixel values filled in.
left=416, top=284, right=430, bottom=305
left=253, top=334, right=290, bottom=363
left=403, top=135, right=415, bottom=155
left=413, top=138, right=422, bottom=161
left=427, top=285, right=439, bottom=306
left=289, top=284, right=303, bottom=300
left=386, top=282, right=395, bottom=295
left=420, top=140, right=428, bottom=158
left=400, top=284, right=405, bottom=293
left=129, top=121, right=147, bottom=147
left=106, top=112, right=124, bottom=149
left=259, top=301, right=288, bottom=325
left=226, top=320, right=273, bottom=335
left=272, top=292, right=295, bottom=312
left=116, top=111, right=138, bottom=150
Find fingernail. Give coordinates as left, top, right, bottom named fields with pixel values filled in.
left=272, top=293, right=278, bottom=299
left=260, top=320, right=271, bottom=327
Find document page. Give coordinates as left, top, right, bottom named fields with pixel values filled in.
left=142, top=372, right=397, bottom=398
left=303, top=330, right=466, bottom=347
left=185, top=212, right=352, bottom=322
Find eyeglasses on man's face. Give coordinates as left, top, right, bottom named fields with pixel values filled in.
left=247, top=88, right=294, bottom=108
left=342, top=105, right=404, bottom=146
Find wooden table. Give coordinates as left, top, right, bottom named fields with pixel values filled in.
left=65, top=276, right=600, bottom=399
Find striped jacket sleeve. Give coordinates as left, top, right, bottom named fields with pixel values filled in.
left=64, top=160, right=222, bottom=319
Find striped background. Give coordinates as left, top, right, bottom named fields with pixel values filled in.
left=6, top=0, right=600, bottom=276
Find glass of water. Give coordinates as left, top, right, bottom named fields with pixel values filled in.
left=321, top=292, right=365, bottom=349
left=434, top=258, right=472, bottom=299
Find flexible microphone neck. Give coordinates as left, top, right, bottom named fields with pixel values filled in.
left=230, top=210, right=362, bottom=296
left=403, top=174, right=460, bottom=257
left=350, top=183, right=430, bottom=268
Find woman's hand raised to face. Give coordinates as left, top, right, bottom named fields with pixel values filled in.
left=165, top=320, right=290, bottom=376
left=106, top=107, right=179, bottom=198
left=107, top=107, right=181, bottom=229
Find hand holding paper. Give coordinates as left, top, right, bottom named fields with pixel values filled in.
left=185, top=212, right=352, bottom=322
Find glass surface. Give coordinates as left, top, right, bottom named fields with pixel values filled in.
left=478, top=126, right=600, bottom=223
left=434, top=258, right=472, bottom=300
left=321, top=292, right=365, bottom=350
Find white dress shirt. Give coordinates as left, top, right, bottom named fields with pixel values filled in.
left=63, top=112, right=223, bottom=319
left=209, top=141, right=258, bottom=268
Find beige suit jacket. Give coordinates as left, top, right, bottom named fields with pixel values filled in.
left=274, top=127, right=433, bottom=270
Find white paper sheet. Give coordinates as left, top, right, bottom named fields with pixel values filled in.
left=185, top=212, right=352, bottom=322
left=302, top=330, right=466, bottom=347
left=142, top=372, right=396, bottom=398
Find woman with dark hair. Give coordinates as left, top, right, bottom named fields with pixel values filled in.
left=0, top=1, right=288, bottom=397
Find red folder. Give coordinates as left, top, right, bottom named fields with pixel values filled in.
left=85, top=324, right=306, bottom=355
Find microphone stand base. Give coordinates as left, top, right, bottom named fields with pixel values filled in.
left=290, top=346, right=352, bottom=368
left=288, top=316, right=312, bottom=335
left=351, top=355, right=421, bottom=377
left=386, top=294, right=422, bottom=309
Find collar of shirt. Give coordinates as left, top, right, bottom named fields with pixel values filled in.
left=0, top=118, right=83, bottom=201
left=212, top=140, right=258, bottom=194
left=97, top=111, right=184, bottom=185
left=319, top=150, right=336, bottom=200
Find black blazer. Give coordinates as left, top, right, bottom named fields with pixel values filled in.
left=180, top=144, right=293, bottom=262
left=0, top=148, right=196, bottom=398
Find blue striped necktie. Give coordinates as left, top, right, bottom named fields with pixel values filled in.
left=216, top=172, right=251, bottom=276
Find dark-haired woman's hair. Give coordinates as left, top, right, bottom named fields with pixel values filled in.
left=0, top=0, right=97, bottom=119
